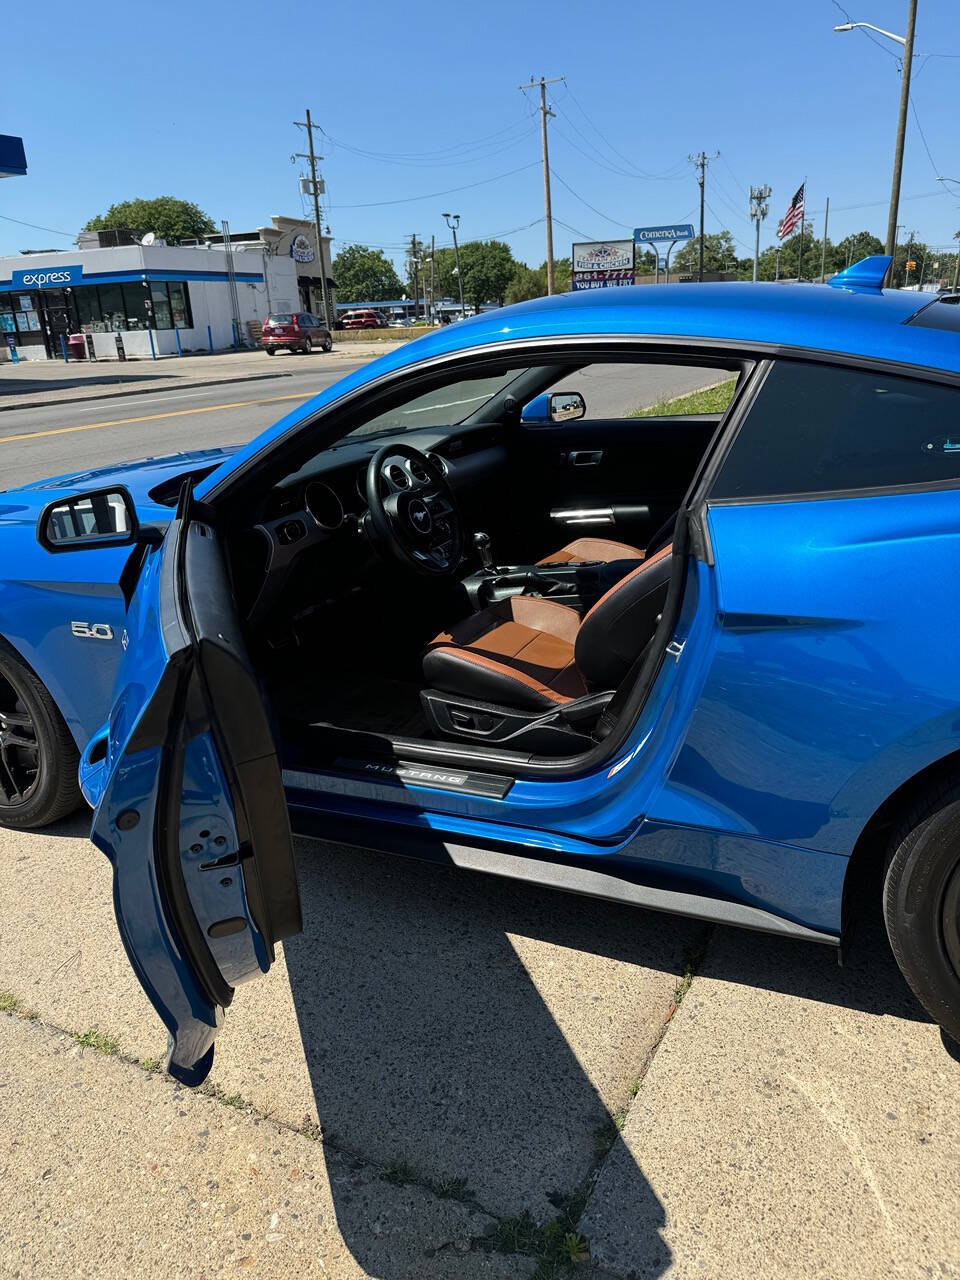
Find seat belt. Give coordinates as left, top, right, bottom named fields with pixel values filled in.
left=593, top=632, right=657, bottom=741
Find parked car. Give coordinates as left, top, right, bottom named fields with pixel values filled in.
left=342, top=308, right=384, bottom=330
left=260, top=312, right=332, bottom=355
left=4, top=255, right=960, bottom=1083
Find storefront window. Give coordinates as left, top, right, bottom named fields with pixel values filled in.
left=122, top=283, right=149, bottom=330
left=76, top=287, right=103, bottom=332
left=151, top=283, right=172, bottom=329
left=168, top=282, right=192, bottom=328
left=99, top=284, right=126, bottom=331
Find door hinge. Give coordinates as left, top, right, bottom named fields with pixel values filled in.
left=666, top=639, right=685, bottom=661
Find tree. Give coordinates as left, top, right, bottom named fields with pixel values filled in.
left=426, top=240, right=518, bottom=311
left=671, top=231, right=739, bottom=277
left=505, top=257, right=572, bottom=304
left=835, top=230, right=884, bottom=271
left=83, top=197, right=215, bottom=243
left=333, top=245, right=404, bottom=303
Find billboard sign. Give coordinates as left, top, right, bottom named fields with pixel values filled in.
left=634, top=224, right=695, bottom=244
left=571, top=240, right=635, bottom=291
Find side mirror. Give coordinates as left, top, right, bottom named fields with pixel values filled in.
left=520, top=390, right=587, bottom=424
left=549, top=391, right=586, bottom=422
left=38, top=485, right=140, bottom=553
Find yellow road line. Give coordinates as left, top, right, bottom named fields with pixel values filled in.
left=0, top=391, right=313, bottom=445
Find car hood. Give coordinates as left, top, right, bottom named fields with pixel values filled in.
left=5, top=446, right=239, bottom=511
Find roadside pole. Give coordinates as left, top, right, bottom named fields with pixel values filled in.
left=430, top=234, right=436, bottom=324
left=294, top=109, right=333, bottom=330
left=749, top=184, right=771, bottom=282
left=819, top=196, right=830, bottom=281
left=519, top=76, right=562, bottom=294
left=884, top=0, right=918, bottom=280
left=689, top=152, right=716, bottom=282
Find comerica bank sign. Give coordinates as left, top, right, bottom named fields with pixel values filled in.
left=11, top=264, right=83, bottom=289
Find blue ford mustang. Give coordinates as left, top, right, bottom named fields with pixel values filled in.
left=2, top=255, right=960, bottom=1081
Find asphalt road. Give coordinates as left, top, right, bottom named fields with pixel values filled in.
left=0, top=360, right=725, bottom=491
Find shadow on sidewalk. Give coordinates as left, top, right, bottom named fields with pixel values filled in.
left=0, top=373, right=172, bottom=398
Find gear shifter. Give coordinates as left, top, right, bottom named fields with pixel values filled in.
left=473, top=530, right=495, bottom=574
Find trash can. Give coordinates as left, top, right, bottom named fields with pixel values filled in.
left=67, top=333, right=86, bottom=360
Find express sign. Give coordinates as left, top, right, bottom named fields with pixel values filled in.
left=11, top=264, right=83, bottom=290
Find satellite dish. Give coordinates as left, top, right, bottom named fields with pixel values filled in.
left=141, top=232, right=156, bottom=246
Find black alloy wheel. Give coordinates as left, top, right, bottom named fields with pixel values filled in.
left=302, top=337, right=313, bottom=354
left=0, top=641, right=82, bottom=829
left=0, top=673, right=40, bottom=808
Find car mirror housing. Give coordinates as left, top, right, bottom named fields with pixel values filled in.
left=37, top=485, right=141, bottom=553
left=520, top=391, right=587, bottom=425
left=549, top=391, right=586, bottom=422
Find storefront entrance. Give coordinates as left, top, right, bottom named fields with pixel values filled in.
left=36, top=289, right=75, bottom=359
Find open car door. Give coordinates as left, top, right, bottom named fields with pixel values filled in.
left=88, top=488, right=301, bottom=1085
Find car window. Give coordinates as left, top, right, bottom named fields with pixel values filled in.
left=533, top=362, right=738, bottom=422
left=712, top=360, right=960, bottom=499
left=270, top=314, right=294, bottom=324
left=906, top=297, right=960, bottom=332
left=340, top=368, right=531, bottom=440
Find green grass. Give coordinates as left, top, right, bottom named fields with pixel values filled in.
left=0, top=991, right=20, bottom=1014
left=631, top=376, right=738, bottom=418
left=74, top=1028, right=120, bottom=1056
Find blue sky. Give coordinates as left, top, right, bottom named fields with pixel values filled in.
left=2, top=0, right=959, bottom=269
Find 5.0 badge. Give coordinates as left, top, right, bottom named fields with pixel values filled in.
left=71, top=621, right=114, bottom=640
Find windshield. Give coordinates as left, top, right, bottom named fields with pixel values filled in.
left=342, top=368, right=530, bottom=440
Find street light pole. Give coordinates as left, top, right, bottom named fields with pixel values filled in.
left=835, top=3, right=918, bottom=280
left=443, top=213, right=466, bottom=318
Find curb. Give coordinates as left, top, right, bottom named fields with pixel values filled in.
left=0, top=353, right=376, bottom=415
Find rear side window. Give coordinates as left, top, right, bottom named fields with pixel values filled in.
left=907, top=297, right=960, bottom=332
left=712, top=361, right=960, bottom=499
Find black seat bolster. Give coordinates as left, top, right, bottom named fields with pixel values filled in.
left=574, top=548, right=673, bottom=688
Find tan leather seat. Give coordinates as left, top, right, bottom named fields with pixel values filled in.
left=423, top=545, right=673, bottom=711
left=536, top=536, right=644, bottom=566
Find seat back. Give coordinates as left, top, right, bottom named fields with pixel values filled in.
left=574, top=544, right=673, bottom=687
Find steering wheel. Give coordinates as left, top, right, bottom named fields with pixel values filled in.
left=365, top=443, right=465, bottom=577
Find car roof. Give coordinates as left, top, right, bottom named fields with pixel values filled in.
left=195, top=280, right=959, bottom=501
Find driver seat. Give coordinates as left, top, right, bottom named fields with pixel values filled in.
left=422, top=545, right=673, bottom=711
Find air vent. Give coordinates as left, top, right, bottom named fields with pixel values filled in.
left=425, top=453, right=446, bottom=475
left=277, top=519, right=307, bottom=545
left=409, top=459, right=430, bottom=482
left=386, top=464, right=410, bottom=489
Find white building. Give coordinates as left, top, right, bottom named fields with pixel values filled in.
left=0, top=241, right=299, bottom=362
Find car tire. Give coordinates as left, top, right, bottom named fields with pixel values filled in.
left=0, top=640, right=82, bottom=830
left=302, top=337, right=313, bottom=354
left=322, top=336, right=333, bottom=352
left=884, top=785, right=960, bottom=1046
left=265, top=347, right=275, bottom=356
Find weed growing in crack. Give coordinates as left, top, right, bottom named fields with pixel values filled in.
left=74, top=1028, right=120, bottom=1056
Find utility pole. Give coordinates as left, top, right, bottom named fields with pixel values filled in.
left=520, top=76, right=562, bottom=294
left=885, top=0, right=918, bottom=277
left=443, top=213, right=466, bottom=317
left=954, top=232, right=960, bottom=294
left=819, top=196, right=830, bottom=281
left=409, top=233, right=420, bottom=321
left=749, top=184, right=772, bottom=282
left=689, top=152, right=715, bottom=282
left=429, top=233, right=436, bottom=324
left=293, top=108, right=332, bottom=329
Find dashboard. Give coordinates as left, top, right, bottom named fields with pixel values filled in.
left=237, top=424, right=506, bottom=627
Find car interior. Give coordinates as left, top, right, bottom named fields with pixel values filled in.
left=206, top=352, right=746, bottom=769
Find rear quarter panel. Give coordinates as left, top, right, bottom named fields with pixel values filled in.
left=654, top=489, right=960, bottom=864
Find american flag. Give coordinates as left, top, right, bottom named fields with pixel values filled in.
left=777, top=184, right=805, bottom=239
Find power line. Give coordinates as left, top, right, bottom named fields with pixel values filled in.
left=320, top=117, right=535, bottom=165
left=326, top=161, right=540, bottom=209
left=549, top=168, right=634, bottom=230
left=558, top=80, right=689, bottom=181
left=0, top=212, right=78, bottom=238
left=717, top=152, right=750, bottom=200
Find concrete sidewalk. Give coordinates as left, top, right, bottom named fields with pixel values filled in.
left=0, top=344, right=395, bottom=413
left=1, top=813, right=958, bottom=1278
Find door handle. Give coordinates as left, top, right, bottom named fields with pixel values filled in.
left=567, top=450, right=604, bottom=467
